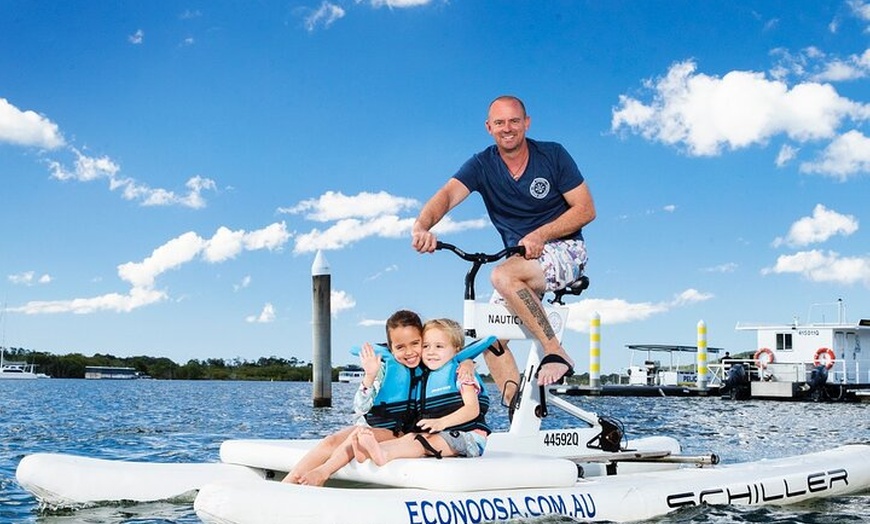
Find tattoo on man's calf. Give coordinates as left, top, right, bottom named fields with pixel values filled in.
left=516, top=289, right=556, bottom=340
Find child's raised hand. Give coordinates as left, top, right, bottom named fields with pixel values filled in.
left=360, top=342, right=381, bottom=376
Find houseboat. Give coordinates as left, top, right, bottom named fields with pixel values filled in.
left=722, top=301, right=870, bottom=401
left=84, top=366, right=142, bottom=380
left=337, top=365, right=365, bottom=383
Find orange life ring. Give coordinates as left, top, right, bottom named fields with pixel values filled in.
left=813, top=347, right=836, bottom=369
left=754, top=347, right=775, bottom=368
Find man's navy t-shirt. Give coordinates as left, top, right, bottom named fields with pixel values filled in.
left=454, top=138, right=585, bottom=248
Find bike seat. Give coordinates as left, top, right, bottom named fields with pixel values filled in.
left=549, top=275, right=590, bottom=305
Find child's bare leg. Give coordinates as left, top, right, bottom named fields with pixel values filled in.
left=351, top=431, right=367, bottom=463
left=301, top=427, right=396, bottom=485
left=356, top=428, right=389, bottom=466
left=359, top=433, right=455, bottom=466
left=282, top=426, right=355, bottom=484
left=300, top=432, right=357, bottom=487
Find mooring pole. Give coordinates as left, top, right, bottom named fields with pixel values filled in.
left=589, top=312, right=601, bottom=388
left=311, top=250, right=332, bottom=407
left=697, top=320, right=708, bottom=390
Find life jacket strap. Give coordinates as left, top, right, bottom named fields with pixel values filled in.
left=414, top=434, right=443, bottom=459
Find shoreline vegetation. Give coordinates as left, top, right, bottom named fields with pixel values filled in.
left=1, top=346, right=625, bottom=384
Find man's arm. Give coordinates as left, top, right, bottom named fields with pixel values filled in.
left=519, top=182, right=596, bottom=259
left=412, top=178, right=471, bottom=253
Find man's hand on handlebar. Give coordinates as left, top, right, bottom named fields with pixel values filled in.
left=411, top=226, right=438, bottom=254
left=518, top=231, right=546, bottom=259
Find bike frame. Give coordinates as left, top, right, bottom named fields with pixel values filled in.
left=435, top=242, right=601, bottom=441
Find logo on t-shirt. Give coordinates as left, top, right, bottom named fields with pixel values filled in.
left=530, top=178, right=550, bottom=199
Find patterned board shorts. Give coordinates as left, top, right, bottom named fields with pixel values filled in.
left=440, top=430, right=487, bottom=457
left=490, top=239, right=587, bottom=303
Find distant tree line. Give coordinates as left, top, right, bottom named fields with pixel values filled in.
left=2, top=346, right=332, bottom=381
left=3, top=346, right=698, bottom=384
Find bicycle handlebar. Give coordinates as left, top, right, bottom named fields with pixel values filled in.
left=434, top=241, right=525, bottom=301
left=435, top=241, right=526, bottom=262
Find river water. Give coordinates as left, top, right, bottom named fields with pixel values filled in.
left=1, top=379, right=868, bottom=523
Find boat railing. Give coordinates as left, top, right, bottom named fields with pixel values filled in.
left=714, top=356, right=864, bottom=386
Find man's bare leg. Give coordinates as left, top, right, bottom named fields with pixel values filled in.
left=483, top=341, right=520, bottom=403
left=491, top=258, right=573, bottom=386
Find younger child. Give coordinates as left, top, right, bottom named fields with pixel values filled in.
left=354, top=318, right=490, bottom=465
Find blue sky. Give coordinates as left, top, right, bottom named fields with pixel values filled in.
left=2, top=1, right=869, bottom=373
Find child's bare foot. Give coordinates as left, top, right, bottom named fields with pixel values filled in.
left=299, top=466, right=329, bottom=487
left=351, top=433, right=367, bottom=463
left=281, top=471, right=303, bottom=484
left=357, top=429, right=387, bottom=467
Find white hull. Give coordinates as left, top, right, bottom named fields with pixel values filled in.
left=194, top=444, right=870, bottom=524
left=16, top=453, right=263, bottom=507
left=17, top=438, right=870, bottom=523
left=0, top=371, right=38, bottom=379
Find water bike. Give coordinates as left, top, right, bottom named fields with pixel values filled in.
left=17, top=243, right=870, bottom=523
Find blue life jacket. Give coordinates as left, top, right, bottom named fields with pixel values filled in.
left=418, top=354, right=491, bottom=435
left=351, top=344, right=423, bottom=435
left=349, top=336, right=495, bottom=435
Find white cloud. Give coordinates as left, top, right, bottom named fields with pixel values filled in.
left=11, top=223, right=290, bottom=315
left=246, top=303, right=276, bottom=323
left=283, top=190, right=419, bottom=221
left=701, top=262, right=738, bottom=274
left=369, top=0, right=433, bottom=7
left=49, top=149, right=120, bottom=181
left=773, top=204, right=859, bottom=247
left=813, top=53, right=870, bottom=82
left=799, top=130, right=870, bottom=180
left=234, top=275, right=252, bottom=292
left=849, top=0, right=870, bottom=26
left=612, top=60, right=869, bottom=158
left=762, top=249, right=870, bottom=287
left=365, top=264, right=399, bottom=281
left=565, top=289, right=712, bottom=332
left=294, top=215, right=413, bottom=253
left=8, top=271, right=52, bottom=286
left=0, top=98, right=65, bottom=149
left=287, top=190, right=487, bottom=254
left=331, top=289, right=356, bottom=315
left=49, top=149, right=217, bottom=208
left=304, top=2, right=346, bottom=31
left=770, top=45, right=870, bottom=83
left=775, top=144, right=799, bottom=167
left=128, top=29, right=144, bottom=44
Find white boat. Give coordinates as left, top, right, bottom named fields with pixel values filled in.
left=337, top=365, right=365, bottom=383
left=722, top=300, right=870, bottom=401
left=0, top=360, right=39, bottom=380
left=0, top=346, right=39, bottom=380
left=14, top=251, right=870, bottom=522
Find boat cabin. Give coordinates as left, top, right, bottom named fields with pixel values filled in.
left=624, top=344, right=724, bottom=387
left=731, top=303, right=870, bottom=400
left=736, top=320, right=870, bottom=385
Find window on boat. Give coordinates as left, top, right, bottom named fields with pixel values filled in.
left=776, top=332, right=793, bottom=351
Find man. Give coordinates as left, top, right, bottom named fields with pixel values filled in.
left=411, top=95, right=596, bottom=399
